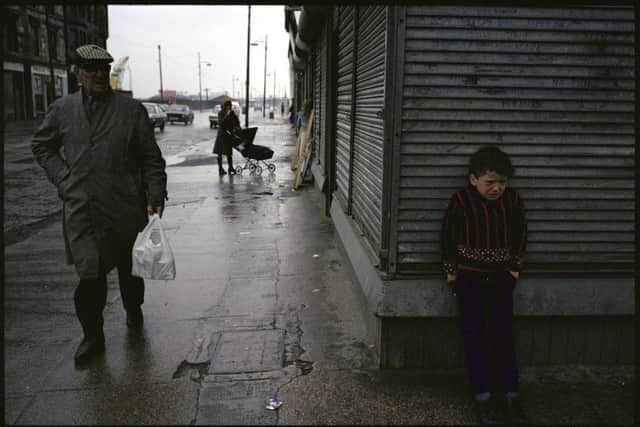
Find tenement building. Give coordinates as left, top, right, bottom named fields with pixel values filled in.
left=3, top=5, right=108, bottom=121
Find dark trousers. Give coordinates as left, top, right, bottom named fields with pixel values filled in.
left=217, top=154, right=233, bottom=171
left=454, top=270, right=519, bottom=396
left=74, top=239, right=144, bottom=340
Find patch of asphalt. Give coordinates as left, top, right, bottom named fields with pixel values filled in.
left=4, top=210, right=63, bottom=246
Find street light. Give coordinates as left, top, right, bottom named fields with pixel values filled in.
left=250, top=34, right=267, bottom=117
left=198, top=52, right=212, bottom=112
left=245, top=6, right=251, bottom=128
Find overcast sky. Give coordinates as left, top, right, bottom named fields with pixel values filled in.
left=106, top=5, right=291, bottom=101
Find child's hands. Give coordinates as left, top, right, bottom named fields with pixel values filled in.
left=509, top=271, right=519, bottom=280
left=446, top=273, right=457, bottom=284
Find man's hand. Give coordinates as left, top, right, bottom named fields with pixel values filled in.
left=509, top=271, right=520, bottom=280
left=147, top=205, right=163, bottom=218
left=446, top=273, right=457, bottom=284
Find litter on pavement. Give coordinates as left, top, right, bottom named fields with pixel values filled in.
left=265, top=398, right=283, bottom=410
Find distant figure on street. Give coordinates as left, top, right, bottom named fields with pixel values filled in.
left=280, top=101, right=285, bottom=116
left=440, top=145, right=528, bottom=425
left=288, top=101, right=295, bottom=127
left=31, top=44, right=167, bottom=366
left=212, top=99, right=240, bottom=176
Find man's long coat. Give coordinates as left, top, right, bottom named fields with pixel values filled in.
left=32, top=90, right=167, bottom=279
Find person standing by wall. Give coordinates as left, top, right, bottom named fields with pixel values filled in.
left=440, top=145, right=528, bottom=425
left=212, top=99, right=239, bottom=176
left=31, top=44, right=168, bottom=366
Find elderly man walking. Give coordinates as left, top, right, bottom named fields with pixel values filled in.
left=31, top=45, right=167, bottom=366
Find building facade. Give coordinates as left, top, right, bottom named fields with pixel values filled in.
left=2, top=4, right=108, bottom=121
left=286, top=5, right=635, bottom=368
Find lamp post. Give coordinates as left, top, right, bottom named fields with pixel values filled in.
left=245, top=6, right=251, bottom=128
left=272, top=68, right=276, bottom=115
left=250, top=34, right=267, bottom=117
left=198, top=52, right=212, bottom=112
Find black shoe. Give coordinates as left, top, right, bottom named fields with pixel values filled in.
left=499, top=395, right=528, bottom=425
left=228, top=168, right=236, bottom=175
left=126, top=306, right=143, bottom=328
left=473, top=398, right=498, bottom=425
left=74, top=336, right=105, bottom=365
left=219, top=168, right=227, bottom=176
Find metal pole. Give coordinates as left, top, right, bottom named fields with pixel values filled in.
left=158, top=45, right=164, bottom=103
left=232, top=74, right=235, bottom=100
left=45, top=10, right=56, bottom=104
left=245, top=6, right=251, bottom=128
left=273, top=68, right=276, bottom=113
left=262, top=34, right=267, bottom=117
left=128, top=63, right=133, bottom=93
left=198, top=52, right=202, bottom=111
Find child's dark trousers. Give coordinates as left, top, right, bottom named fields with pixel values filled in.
left=454, top=270, right=519, bottom=396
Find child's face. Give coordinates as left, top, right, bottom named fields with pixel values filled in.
left=469, top=170, right=508, bottom=201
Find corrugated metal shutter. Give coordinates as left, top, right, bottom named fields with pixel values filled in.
left=313, top=48, right=321, bottom=160
left=318, top=21, right=329, bottom=170
left=397, top=6, right=635, bottom=273
left=351, top=6, right=387, bottom=253
left=334, top=5, right=356, bottom=208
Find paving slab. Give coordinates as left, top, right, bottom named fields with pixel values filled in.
left=209, top=329, right=285, bottom=374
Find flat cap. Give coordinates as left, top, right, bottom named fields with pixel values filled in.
left=69, top=44, right=114, bottom=65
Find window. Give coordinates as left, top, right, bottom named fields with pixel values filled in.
left=48, top=28, right=56, bottom=60
left=4, top=13, right=19, bottom=53
left=56, top=29, right=64, bottom=60
left=29, top=18, right=40, bottom=56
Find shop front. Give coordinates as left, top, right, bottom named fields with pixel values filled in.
left=30, top=65, right=68, bottom=119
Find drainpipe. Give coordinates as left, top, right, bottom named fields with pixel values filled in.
left=45, top=8, right=56, bottom=105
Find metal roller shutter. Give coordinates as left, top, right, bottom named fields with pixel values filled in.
left=334, top=5, right=356, bottom=209
left=351, top=6, right=387, bottom=253
left=313, top=49, right=321, bottom=160
left=318, top=21, right=329, bottom=170
left=397, top=6, right=635, bottom=273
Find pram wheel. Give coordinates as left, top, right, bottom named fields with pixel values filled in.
left=249, top=163, right=256, bottom=173
left=235, top=166, right=243, bottom=175
left=267, top=163, right=276, bottom=173
left=255, top=165, right=263, bottom=175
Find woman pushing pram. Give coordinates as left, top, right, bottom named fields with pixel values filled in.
left=212, top=100, right=239, bottom=176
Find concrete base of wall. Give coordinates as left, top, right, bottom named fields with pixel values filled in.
left=329, top=195, right=636, bottom=369
left=381, top=316, right=635, bottom=369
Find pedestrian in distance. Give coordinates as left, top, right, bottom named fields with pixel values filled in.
left=31, top=44, right=168, bottom=367
left=288, top=102, right=295, bottom=127
left=212, top=99, right=239, bottom=176
left=440, top=145, right=529, bottom=425
left=281, top=101, right=285, bottom=116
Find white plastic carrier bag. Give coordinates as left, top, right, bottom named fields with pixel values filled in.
left=131, top=214, right=176, bottom=280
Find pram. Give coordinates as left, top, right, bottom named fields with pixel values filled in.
left=228, top=127, right=276, bottom=175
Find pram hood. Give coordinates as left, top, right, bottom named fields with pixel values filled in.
left=228, top=127, right=258, bottom=148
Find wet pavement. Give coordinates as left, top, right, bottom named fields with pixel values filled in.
left=3, top=112, right=635, bottom=425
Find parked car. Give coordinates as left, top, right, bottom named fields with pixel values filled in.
left=209, top=104, right=222, bottom=129
left=166, top=104, right=194, bottom=125
left=142, top=102, right=167, bottom=132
